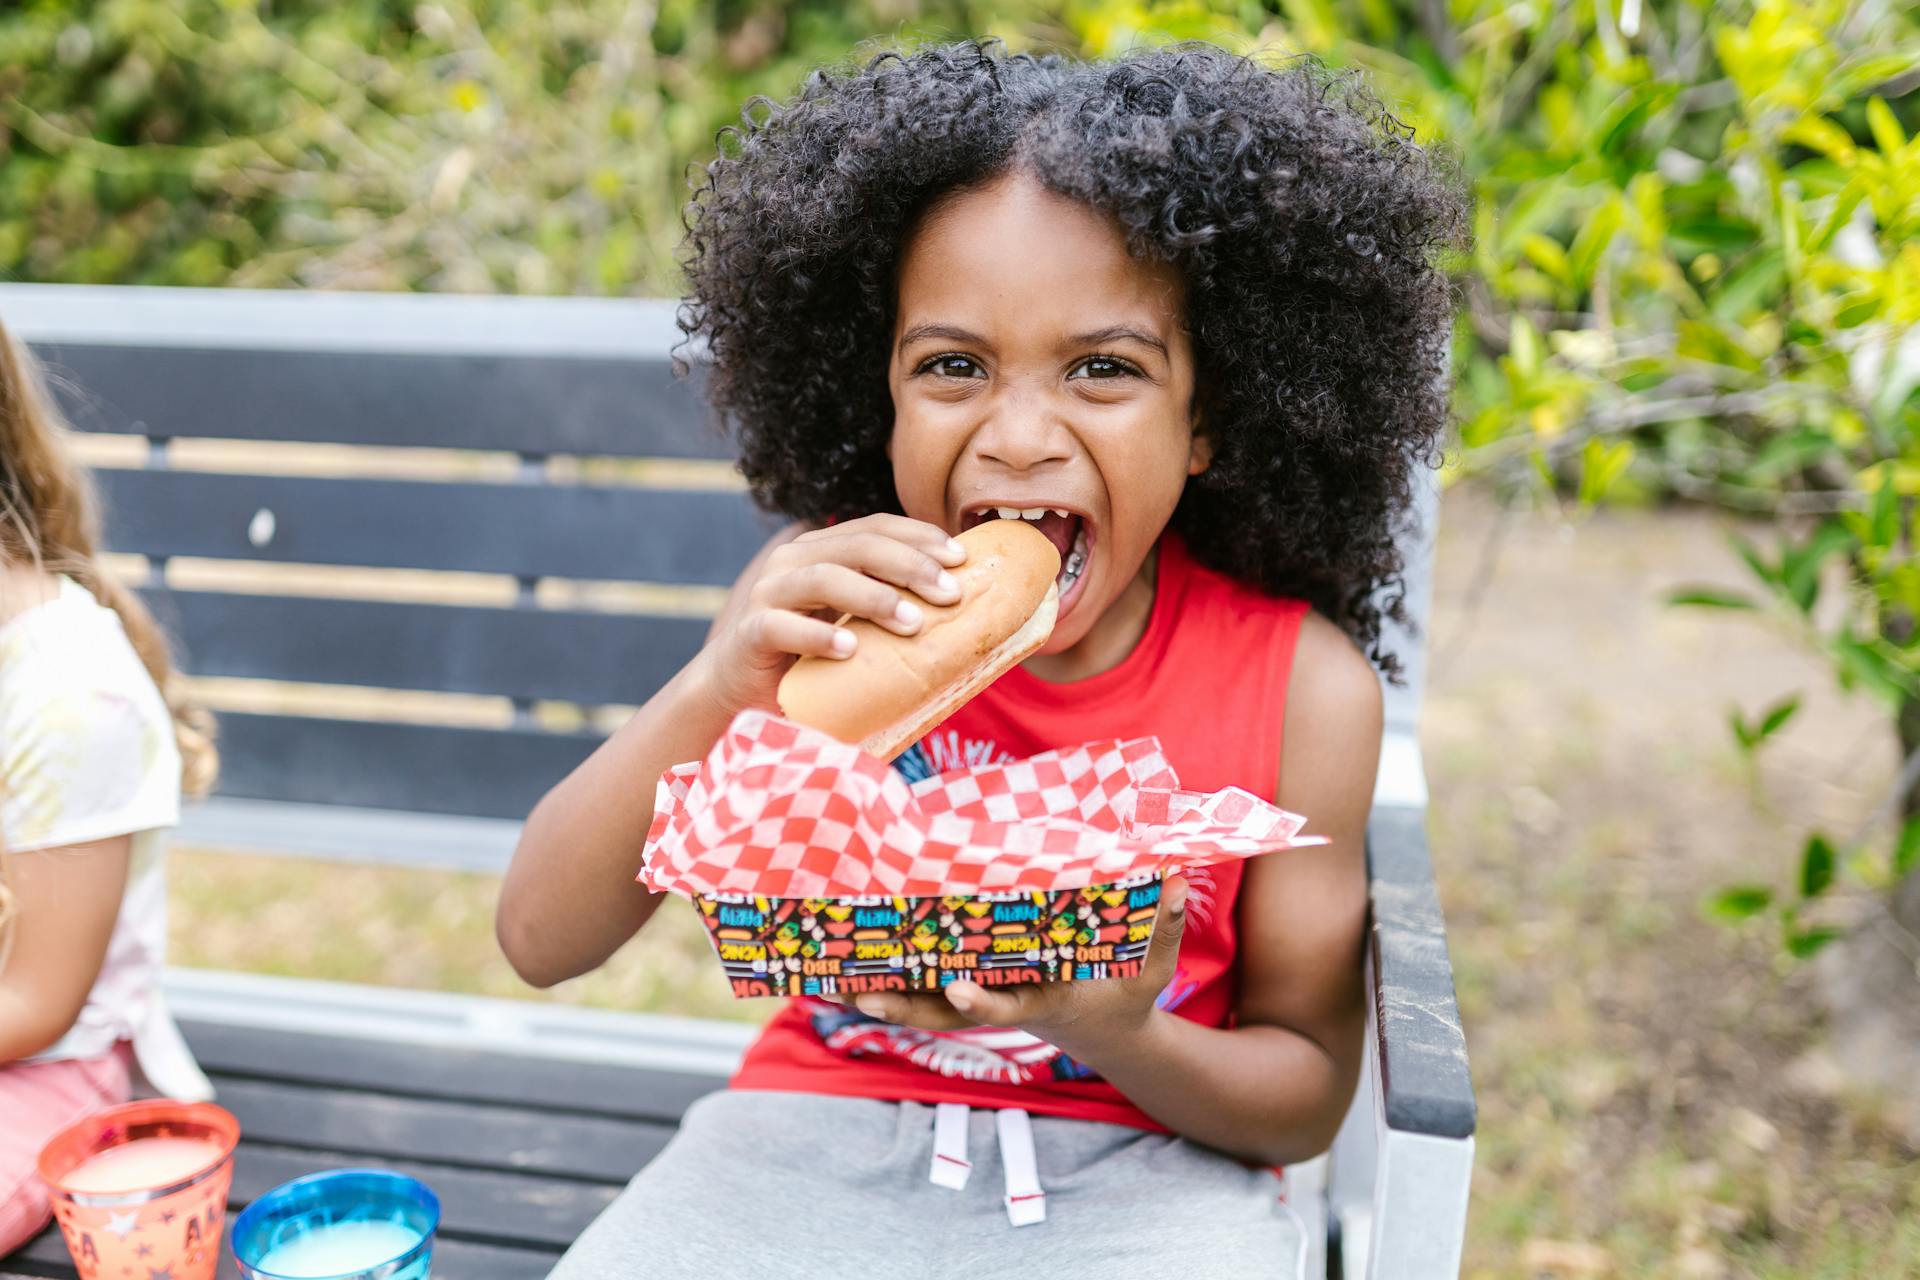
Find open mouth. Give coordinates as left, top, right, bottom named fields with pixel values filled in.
left=959, top=504, right=1091, bottom=606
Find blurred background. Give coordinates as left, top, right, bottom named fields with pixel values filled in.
left=4, top=0, right=1918, bottom=1274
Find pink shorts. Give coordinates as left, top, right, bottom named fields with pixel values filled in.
left=0, top=1043, right=133, bottom=1258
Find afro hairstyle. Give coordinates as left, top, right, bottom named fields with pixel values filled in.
left=676, top=38, right=1468, bottom=676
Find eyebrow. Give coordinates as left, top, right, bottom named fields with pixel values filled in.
left=896, top=322, right=1170, bottom=361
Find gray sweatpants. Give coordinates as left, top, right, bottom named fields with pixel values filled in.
left=549, top=1089, right=1306, bottom=1278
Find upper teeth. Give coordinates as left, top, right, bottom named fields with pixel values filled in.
left=993, top=507, right=1070, bottom=521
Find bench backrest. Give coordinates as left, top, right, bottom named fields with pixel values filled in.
left=6, top=285, right=773, bottom=826
left=3, top=283, right=1434, bottom=839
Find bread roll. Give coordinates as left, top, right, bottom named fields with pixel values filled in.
left=778, top=519, right=1060, bottom=759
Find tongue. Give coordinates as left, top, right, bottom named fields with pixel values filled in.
left=1030, top=512, right=1077, bottom=561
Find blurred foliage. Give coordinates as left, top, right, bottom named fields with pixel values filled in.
left=4, top=0, right=1919, bottom=944
left=1217, top=0, right=1920, bottom=953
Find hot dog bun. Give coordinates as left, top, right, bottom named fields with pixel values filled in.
left=778, top=519, right=1060, bottom=759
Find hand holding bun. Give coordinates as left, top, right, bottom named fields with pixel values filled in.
left=778, top=519, right=1061, bottom=759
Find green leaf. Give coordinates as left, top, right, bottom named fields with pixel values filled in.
left=1758, top=695, right=1800, bottom=739
left=1780, top=519, right=1854, bottom=613
left=1837, top=297, right=1883, bottom=328
left=1809, top=181, right=1868, bottom=253
left=1578, top=437, right=1634, bottom=505
left=1758, top=702, right=1804, bottom=740
left=1800, top=833, right=1836, bottom=898
left=1896, top=817, right=1920, bottom=880
left=1866, top=96, right=1907, bottom=157
left=1750, top=426, right=1835, bottom=479
left=1710, top=250, right=1788, bottom=322
left=1731, top=711, right=1756, bottom=750
left=1670, top=214, right=1761, bottom=254
left=1707, top=885, right=1773, bottom=921
left=1501, top=183, right=1575, bottom=252
left=1831, top=635, right=1915, bottom=705
left=1596, top=83, right=1679, bottom=158
left=1567, top=198, right=1625, bottom=286
left=1783, top=115, right=1859, bottom=162
left=1869, top=473, right=1899, bottom=550
left=1508, top=314, right=1543, bottom=381
left=1521, top=233, right=1572, bottom=282
left=1837, top=55, right=1920, bottom=98
left=1730, top=695, right=1798, bottom=754
left=1667, top=587, right=1758, bottom=610
left=1785, top=925, right=1844, bottom=959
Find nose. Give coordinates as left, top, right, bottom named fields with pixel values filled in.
left=969, top=390, right=1074, bottom=473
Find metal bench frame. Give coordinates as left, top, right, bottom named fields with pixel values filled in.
left=4, top=283, right=1474, bottom=1279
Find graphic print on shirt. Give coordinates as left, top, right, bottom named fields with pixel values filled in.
left=806, top=999, right=1071, bottom=1084
left=790, top=734, right=1209, bottom=1087
left=916, top=729, right=1016, bottom=773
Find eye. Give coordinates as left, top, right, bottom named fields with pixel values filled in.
left=1068, top=355, right=1142, bottom=380
left=918, top=354, right=986, bottom=379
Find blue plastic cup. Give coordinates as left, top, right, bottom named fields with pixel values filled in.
left=229, top=1170, right=439, bottom=1280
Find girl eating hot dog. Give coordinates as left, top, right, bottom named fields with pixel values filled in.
left=499, top=38, right=1465, bottom=1275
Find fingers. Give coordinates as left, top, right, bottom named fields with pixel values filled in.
left=784, top=524, right=967, bottom=609
left=757, top=562, right=932, bottom=637
left=743, top=608, right=857, bottom=660
left=803, top=514, right=968, bottom=569
left=941, top=979, right=1036, bottom=1027
left=1139, top=873, right=1189, bottom=990
left=853, top=991, right=974, bottom=1032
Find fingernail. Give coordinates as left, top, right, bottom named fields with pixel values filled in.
left=894, top=599, right=923, bottom=629
left=935, top=571, right=960, bottom=596
left=855, top=996, right=884, bottom=1018
left=1168, top=883, right=1187, bottom=916
left=945, top=538, right=967, bottom=562
left=831, top=629, right=856, bottom=657
left=947, top=985, right=974, bottom=1012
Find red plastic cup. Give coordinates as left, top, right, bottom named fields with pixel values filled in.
left=36, top=1099, right=240, bottom=1280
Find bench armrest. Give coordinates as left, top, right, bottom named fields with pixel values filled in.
left=1367, top=803, right=1476, bottom=1140
left=1324, top=787, right=1477, bottom=1279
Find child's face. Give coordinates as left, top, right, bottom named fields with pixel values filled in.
left=887, top=171, right=1207, bottom=655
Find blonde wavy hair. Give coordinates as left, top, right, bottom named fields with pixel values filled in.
left=0, top=319, right=218, bottom=969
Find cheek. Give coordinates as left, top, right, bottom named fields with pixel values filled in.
left=1096, top=414, right=1198, bottom=515
left=887, top=408, right=964, bottom=520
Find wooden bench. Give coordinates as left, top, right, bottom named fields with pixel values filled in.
left=2, top=283, right=1474, bottom=1279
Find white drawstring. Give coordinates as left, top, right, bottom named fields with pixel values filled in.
left=926, top=1104, right=1047, bottom=1226
left=996, top=1108, right=1047, bottom=1226
left=929, top=1102, right=972, bottom=1190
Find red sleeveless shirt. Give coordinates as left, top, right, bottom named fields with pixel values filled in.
left=727, top=531, right=1309, bottom=1132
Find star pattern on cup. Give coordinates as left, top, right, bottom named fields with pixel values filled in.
left=103, top=1209, right=141, bottom=1239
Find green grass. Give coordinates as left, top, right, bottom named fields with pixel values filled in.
left=167, top=850, right=768, bottom=1026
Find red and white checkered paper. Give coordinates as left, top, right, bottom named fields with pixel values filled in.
left=639, top=709, right=1325, bottom=899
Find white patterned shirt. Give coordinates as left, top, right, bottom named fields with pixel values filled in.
left=1, top=576, right=209, bottom=1099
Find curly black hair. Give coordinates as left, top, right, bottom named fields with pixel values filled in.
left=676, top=39, right=1468, bottom=676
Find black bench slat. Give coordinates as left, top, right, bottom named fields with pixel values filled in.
left=146, top=589, right=707, bottom=704
left=38, top=341, right=728, bottom=460
left=96, top=469, right=770, bottom=585
left=208, top=1077, right=671, bottom=1183
left=229, top=1145, right=618, bottom=1250
left=181, top=1022, right=730, bottom=1125
left=211, top=713, right=597, bottom=819
left=15, top=1224, right=562, bottom=1280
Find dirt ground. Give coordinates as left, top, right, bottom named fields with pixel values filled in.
left=167, top=487, right=1920, bottom=1277
left=1422, top=491, right=1917, bottom=1278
